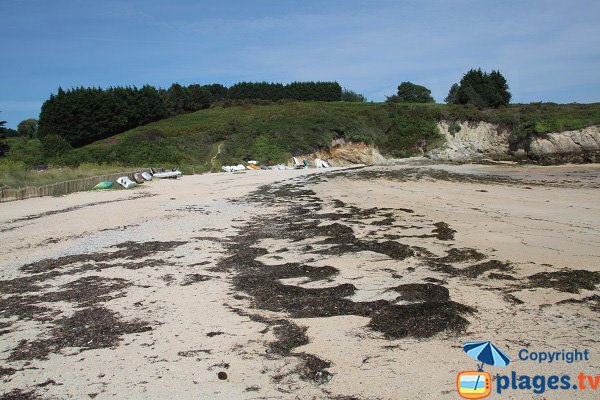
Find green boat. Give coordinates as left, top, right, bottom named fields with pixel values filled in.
left=93, top=181, right=113, bottom=190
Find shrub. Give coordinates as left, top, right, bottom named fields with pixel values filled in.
left=449, top=122, right=461, bottom=136
left=41, top=134, right=72, bottom=158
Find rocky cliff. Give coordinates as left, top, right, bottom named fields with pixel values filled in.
left=428, top=122, right=600, bottom=163
left=300, top=139, right=388, bottom=166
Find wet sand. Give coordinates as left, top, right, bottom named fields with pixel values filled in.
left=1, top=162, right=599, bottom=399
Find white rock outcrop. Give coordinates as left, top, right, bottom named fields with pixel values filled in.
left=529, top=125, right=600, bottom=162
left=427, top=121, right=511, bottom=161
left=427, top=121, right=600, bottom=163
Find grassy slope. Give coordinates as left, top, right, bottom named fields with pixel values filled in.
left=77, top=101, right=599, bottom=169
left=3, top=101, right=600, bottom=187
left=77, top=102, right=393, bottom=171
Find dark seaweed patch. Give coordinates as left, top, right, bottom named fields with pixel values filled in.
left=389, top=283, right=450, bottom=303
left=488, top=273, right=518, bottom=280
left=527, top=270, right=600, bottom=293
left=39, top=276, right=130, bottom=306
left=334, top=167, right=525, bottom=187
left=0, top=276, right=131, bottom=323
left=371, top=216, right=394, bottom=226
left=463, top=260, right=512, bottom=278
left=220, top=177, right=475, bottom=339
left=268, top=321, right=309, bottom=355
left=295, top=353, right=332, bottom=384
left=0, top=272, right=61, bottom=295
left=427, top=260, right=512, bottom=278
left=181, top=274, right=212, bottom=286
left=432, top=222, right=456, bottom=241
left=504, top=294, right=524, bottom=305
left=368, top=302, right=474, bottom=338
left=0, top=389, right=40, bottom=400
left=437, top=248, right=486, bottom=263
left=0, top=297, right=56, bottom=321
left=9, top=307, right=151, bottom=361
left=20, top=241, right=187, bottom=274
left=0, top=367, right=16, bottom=377
left=318, top=240, right=414, bottom=260
left=265, top=320, right=333, bottom=384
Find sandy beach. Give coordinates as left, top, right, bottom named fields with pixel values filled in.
left=1, top=161, right=599, bottom=399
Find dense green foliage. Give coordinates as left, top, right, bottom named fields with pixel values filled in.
left=227, top=81, right=341, bottom=102
left=341, top=88, right=367, bottom=102
left=448, top=121, right=461, bottom=136
left=37, top=81, right=344, bottom=150
left=38, top=86, right=169, bottom=147
left=5, top=102, right=600, bottom=172
left=41, top=134, right=72, bottom=158
left=0, top=120, right=10, bottom=156
left=0, top=119, right=18, bottom=137
left=387, top=82, right=435, bottom=103
left=446, top=69, right=511, bottom=108
left=17, top=118, right=38, bottom=138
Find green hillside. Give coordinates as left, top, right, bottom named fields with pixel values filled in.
left=5, top=101, right=600, bottom=178
left=81, top=101, right=600, bottom=169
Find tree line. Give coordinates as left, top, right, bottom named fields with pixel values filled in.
left=19, top=69, right=512, bottom=153
left=227, top=81, right=342, bottom=102
left=37, top=81, right=344, bottom=147
left=387, top=68, right=511, bottom=109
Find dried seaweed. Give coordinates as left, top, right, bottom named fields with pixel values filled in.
left=9, top=307, right=151, bottom=361
left=527, top=270, right=600, bottom=293
left=0, top=389, right=40, bottom=400
left=389, top=283, right=450, bottom=303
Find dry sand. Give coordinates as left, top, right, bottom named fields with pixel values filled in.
left=1, top=162, right=599, bottom=399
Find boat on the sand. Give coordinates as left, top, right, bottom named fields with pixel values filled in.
left=151, top=168, right=182, bottom=179
left=116, top=176, right=137, bottom=189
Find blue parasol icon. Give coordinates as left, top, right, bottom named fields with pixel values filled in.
left=464, top=341, right=511, bottom=392
left=464, top=341, right=511, bottom=370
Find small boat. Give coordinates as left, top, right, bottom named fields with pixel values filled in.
left=151, top=168, right=182, bottom=179
left=116, top=176, right=137, bottom=189
left=293, top=157, right=304, bottom=169
left=141, top=172, right=153, bottom=181
left=221, top=165, right=246, bottom=172
left=315, top=159, right=330, bottom=168
left=133, top=173, right=145, bottom=184
left=93, top=181, right=113, bottom=190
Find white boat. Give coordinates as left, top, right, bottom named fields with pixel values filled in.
left=292, top=157, right=305, bottom=169
left=116, top=176, right=137, bottom=189
left=151, top=168, right=182, bottom=179
left=315, top=159, right=330, bottom=168
left=141, top=172, right=153, bottom=181
left=221, top=165, right=246, bottom=172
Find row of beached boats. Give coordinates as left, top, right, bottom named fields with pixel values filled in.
left=221, top=157, right=330, bottom=173
left=93, top=168, right=182, bottom=190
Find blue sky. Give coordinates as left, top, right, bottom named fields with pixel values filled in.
left=1, top=0, right=599, bottom=128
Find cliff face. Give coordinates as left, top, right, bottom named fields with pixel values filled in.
left=427, top=121, right=512, bottom=161
left=528, top=125, right=600, bottom=163
left=428, top=122, right=600, bottom=163
left=300, top=139, right=388, bottom=166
